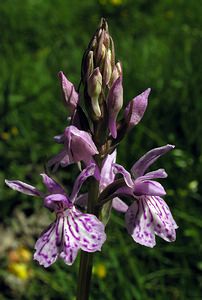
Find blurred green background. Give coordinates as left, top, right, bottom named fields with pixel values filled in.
left=0, top=0, right=202, bottom=299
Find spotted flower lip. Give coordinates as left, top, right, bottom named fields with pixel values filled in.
left=48, top=125, right=99, bottom=170
left=5, top=164, right=106, bottom=267
left=112, top=144, right=178, bottom=247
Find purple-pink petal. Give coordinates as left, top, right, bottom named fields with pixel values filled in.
left=5, top=179, right=42, bottom=197
left=44, top=194, right=71, bottom=211
left=124, top=88, right=150, bottom=129
left=131, top=144, right=175, bottom=178
left=70, top=164, right=96, bottom=202
left=113, top=163, right=134, bottom=188
left=112, top=197, right=128, bottom=213
left=47, top=149, right=74, bottom=171
left=134, top=179, right=166, bottom=196
left=58, top=71, right=79, bottom=114
left=100, top=150, right=117, bottom=192
left=64, top=126, right=98, bottom=165
left=141, top=169, right=168, bottom=180
left=40, top=173, right=65, bottom=194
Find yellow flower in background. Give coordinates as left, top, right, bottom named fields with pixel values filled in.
left=1, top=132, right=10, bottom=141
left=99, top=0, right=124, bottom=6
left=8, top=262, right=30, bottom=280
left=8, top=247, right=32, bottom=263
left=8, top=247, right=32, bottom=281
left=93, top=263, right=107, bottom=279
left=18, top=247, right=32, bottom=262
left=110, top=0, right=124, bottom=5
left=11, top=126, right=19, bottom=136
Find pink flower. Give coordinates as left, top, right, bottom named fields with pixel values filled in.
left=112, top=145, right=178, bottom=247
left=5, top=164, right=106, bottom=267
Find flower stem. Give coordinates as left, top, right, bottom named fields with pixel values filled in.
left=76, top=177, right=99, bottom=300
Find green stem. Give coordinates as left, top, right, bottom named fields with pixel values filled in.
left=76, top=177, right=99, bottom=300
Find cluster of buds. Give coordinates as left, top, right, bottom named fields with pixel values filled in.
left=5, top=19, right=177, bottom=275
left=82, top=18, right=123, bottom=143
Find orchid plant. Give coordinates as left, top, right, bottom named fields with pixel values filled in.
left=5, top=19, right=177, bottom=300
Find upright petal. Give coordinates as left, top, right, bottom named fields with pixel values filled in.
left=113, top=163, right=134, bottom=188
left=40, top=173, right=66, bottom=194
left=70, top=164, right=96, bottom=202
left=131, top=145, right=175, bottom=177
left=47, top=149, right=74, bottom=171
left=100, top=150, right=117, bottom=192
left=124, top=88, right=150, bottom=129
left=5, top=179, right=41, bottom=197
left=58, top=71, right=79, bottom=114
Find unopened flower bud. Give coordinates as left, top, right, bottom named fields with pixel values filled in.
left=124, top=88, right=151, bottom=129
left=109, top=62, right=122, bottom=87
left=96, top=29, right=105, bottom=64
left=86, top=51, right=94, bottom=79
left=103, top=49, right=112, bottom=85
left=87, top=67, right=102, bottom=118
left=58, top=71, right=79, bottom=115
left=107, top=76, right=123, bottom=138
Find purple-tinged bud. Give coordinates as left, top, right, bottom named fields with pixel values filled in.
left=64, top=126, right=98, bottom=164
left=48, top=125, right=99, bottom=169
left=58, top=71, right=79, bottom=114
left=109, top=62, right=122, bottom=87
left=124, top=88, right=151, bottom=129
left=103, top=49, right=112, bottom=85
left=107, top=76, right=123, bottom=138
left=87, top=67, right=102, bottom=118
left=96, top=29, right=105, bottom=64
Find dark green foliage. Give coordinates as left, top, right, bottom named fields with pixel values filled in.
left=0, top=0, right=202, bottom=299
